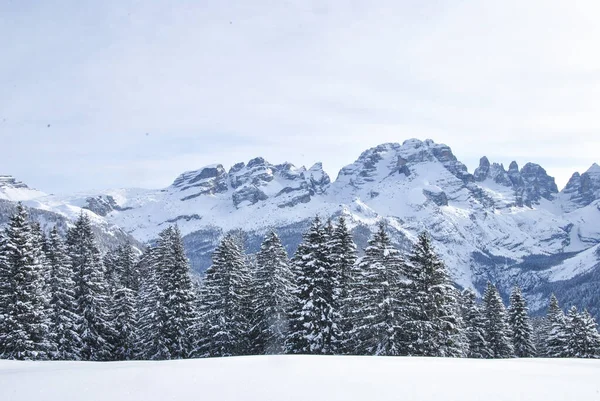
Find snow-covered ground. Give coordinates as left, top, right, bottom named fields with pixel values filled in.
left=1, top=356, right=599, bottom=401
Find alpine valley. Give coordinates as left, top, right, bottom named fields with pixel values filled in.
left=2, top=139, right=599, bottom=317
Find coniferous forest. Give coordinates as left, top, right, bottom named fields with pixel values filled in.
left=1, top=203, right=599, bottom=361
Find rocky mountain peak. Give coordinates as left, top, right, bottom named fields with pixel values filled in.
left=587, top=163, right=600, bottom=175
left=473, top=157, right=491, bottom=181
left=171, top=164, right=229, bottom=200
left=0, top=175, right=46, bottom=201
left=228, top=157, right=330, bottom=209
left=0, top=175, right=29, bottom=189
left=473, top=157, right=512, bottom=187
left=518, top=163, right=558, bottom=206
left=336, top=139, right=473, bottom=191
left=562, top=163, right=600, bottom=209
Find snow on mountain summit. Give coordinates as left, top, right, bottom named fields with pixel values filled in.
left=9, top=138, right=600, bottom=316
left=0, top=175, right=46, bottom=201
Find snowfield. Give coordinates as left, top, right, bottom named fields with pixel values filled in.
left=1, top=356, right=599, bottom=401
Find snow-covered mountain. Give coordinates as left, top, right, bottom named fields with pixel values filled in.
left=3, top=139, right=600, bottom=316
left=0, top=176, right=141, bottom=253
left=0, top=175, right=46, bottom=201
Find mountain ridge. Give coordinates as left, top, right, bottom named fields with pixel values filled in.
left=2, top=138, right=599, bottom=317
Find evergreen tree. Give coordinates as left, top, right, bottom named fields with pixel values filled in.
left=543, top=294, right=568, bottom=357
left=103, top=249, right=120, bottom=297
left=158, top=227, right=197, bottom=359
left=286, top=217, right=339, bottom=355
left=0, top=203, right=52, bottom=360
left=328, top=216, right=357, bottom=354
left=199, top=233, right=250, bottom=357
left=349, top=222, right=407, bottom=356
left=46, top=227, right=80, bottom=360
left=482, top=282, right=514, bottom=358
left=508, top=287, right=536, bottom=357
left=460, top=288, right=492, bottom=358
left=250, top=231, right=294, bottom=354
left=111, top=243, right=139, bottom=360
left=136, top=247, right=170, bottom=360
left=563, top=306, right=600, bottom=358
left=67, top=213, right=113, bottom=361
left=406, top=232, right=465, bottom=357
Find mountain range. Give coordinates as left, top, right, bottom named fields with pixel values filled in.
left=2, top=139, right=599, bottom=317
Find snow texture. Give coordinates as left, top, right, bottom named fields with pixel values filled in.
left=0, top=356, right=599, bottom=401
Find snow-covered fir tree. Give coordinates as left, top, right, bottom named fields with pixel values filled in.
left=508, top=287, right=536, bottom=357
left=155, top=226, right=197, bottom=359
left=102, top=249, right=120, bottom=298
left=67, top=212, right=114, bottom=361
left=406, top=232, right=465, bottom=357
left=250, top=231, right=295, bottom=354
left=543, top=294, right=567, bottom=358
left=111, top=243, right=139, bottom=360
left=0, top=203, right=52, bottom=360
left=198, top=233, right=250, bottom=357
left=563, top=306, right=600, bottom=358
left=327, top=216, right=357, bottom=354
left=482, top=282, right=514, bottom=358
left=460, top=288, right=492, bottom=358
left=348, top=222, right=407, bottom=356
left=46, top=226, right=81, bottom=360
left=136, top=247, right=170, bottom=360
left=286, top=216, right=340, bottom=355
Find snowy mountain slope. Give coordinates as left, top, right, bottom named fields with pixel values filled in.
left=0, top=175, right=46, bottom=201
left=6, top=139, right=600, bottom=315
left=0, top=197, right=141, bottom=254
left=2, top=356, right=599, bottom=401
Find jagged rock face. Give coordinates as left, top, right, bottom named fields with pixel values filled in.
left=562, top=163, right=600, bottom=209
left=228, top=158, right=330, bottom=208
left=172, top=165, right=229, bottom=200
left=473, top=157, right=512, bottom=187
left=473, top=157, right=491, bottom=182
left=423, top=188, right=448, bottom=206
left=336, top=139, right=472, bottom=190
left=0, top=175, right=29, bottom=189
left=519, top=163, right=559, bottom=206
left=306, top=163, right=330, bottom=194
left=84, top=195, right=132, bottom=217
left=232, top=186, right=269, bottom=208
left=0, top=175, right=46, bottom=201
left=168, top=157, right=331, bottom=209
left=474, top=159, right=558, bottom=207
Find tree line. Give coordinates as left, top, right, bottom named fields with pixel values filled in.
left=0, top=203, right=598, bottom=360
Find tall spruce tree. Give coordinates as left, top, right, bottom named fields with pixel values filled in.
left=111, top=243, right=139, bottom=360
left=67, top=213, right=113, bottom=361
left=563, top=306, right=600, bottom=358
left=482, top=282, right=514, bottom=358
left=508, top=287, right=536, bottom=357
left=250, top=231, right=294, bottom=354
left=349, top=222, right=407, bottom=356
left=286, top=217, right=340, bottom=355
left=0, top=203, right=52, bottom=360
left=460, top=288, right=492, bottom=358
left=328, top=216, right=357, bottom=354
left=157, top=226, right=197, bottom=359
left=46, top=227, right=80, bottom=360
left=136, top=247, right=170, bottom=360
left=543, top=294, right=567, bottom=357
left=406, top=232, right=465, bottom=357
left=199, top=233, right=250, bottom=357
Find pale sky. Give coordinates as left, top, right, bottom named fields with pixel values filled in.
left=1, top=0, right=599, bottom=194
